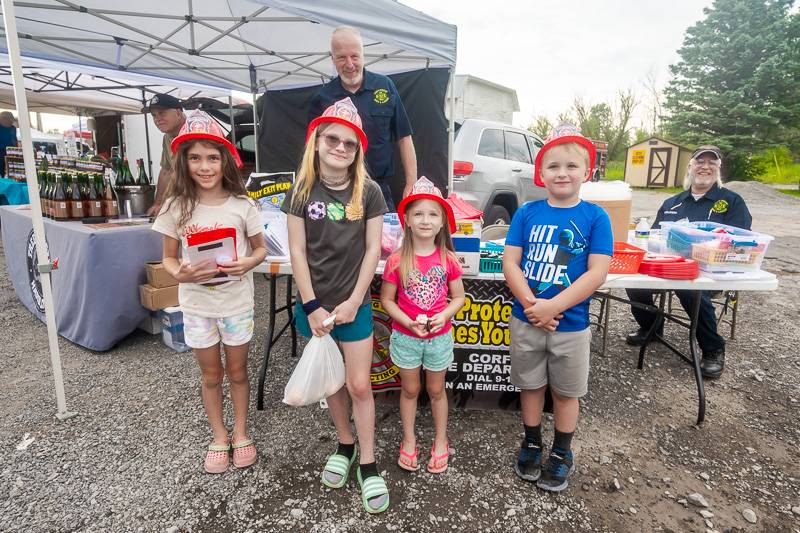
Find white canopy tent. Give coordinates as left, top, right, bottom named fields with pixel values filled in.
left=0, top=0, right=457, bottom=418
left=0, top=53, right=228, bottom=115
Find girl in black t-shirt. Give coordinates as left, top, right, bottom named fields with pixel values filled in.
left=282, top=97, right=389, bottom=514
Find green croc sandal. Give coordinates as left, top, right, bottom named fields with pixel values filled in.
left=356, top=468, right=390, bottom=514
left=321, top=447, right=357, bottom=489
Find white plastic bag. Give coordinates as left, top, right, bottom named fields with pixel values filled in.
left=283, top=320, right=345, bottom=406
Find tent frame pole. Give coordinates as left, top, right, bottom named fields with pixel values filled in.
left=1, top=0, right=77, bottom=421
left=141, top=89, right=153, bottom=178
left=228, top=94, right=237, bottom=146
left=447, top=68, right=455, bottom=196
left=249, top=64, right=260, bottom=173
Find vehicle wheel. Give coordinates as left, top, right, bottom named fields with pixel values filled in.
left=485, top=205, right=510, bottom=225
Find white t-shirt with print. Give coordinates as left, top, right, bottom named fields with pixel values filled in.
left=152, top=195, right=263, bottom=318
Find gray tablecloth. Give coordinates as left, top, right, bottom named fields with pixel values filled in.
left=0, top=206, right=162, bottom=351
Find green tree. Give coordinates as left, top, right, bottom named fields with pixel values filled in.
left=572, top=90, right=637, bottom=160
left=528, top=115, right=552, bottom=139
left=663, top=0, right=800, bottom=180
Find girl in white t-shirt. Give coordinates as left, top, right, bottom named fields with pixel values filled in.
left=152, top=111, right=267, bottom=474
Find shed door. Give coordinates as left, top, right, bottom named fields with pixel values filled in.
left=647, top=147, right=671, bottom=187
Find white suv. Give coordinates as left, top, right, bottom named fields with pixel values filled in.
left=451, top=119, right=547, bottom=225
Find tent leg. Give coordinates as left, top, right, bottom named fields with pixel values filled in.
left=2, top=0, right=77, bottom=421
left=229, top=95, right=237, bottom=147
left=142, top=89, right=153, bottom=178
left=77, top=112, right=83, bottom=156
left=252, top=91, right=260, bottom=172
left=447, top=68, right=455, bottom=196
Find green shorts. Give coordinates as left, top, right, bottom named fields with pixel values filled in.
left=389, top=329, right=454, bottom=372
left=294, top=302, right=373, bottom=343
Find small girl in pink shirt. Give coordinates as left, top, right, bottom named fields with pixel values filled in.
left=380, top=177, right=465, bottom=474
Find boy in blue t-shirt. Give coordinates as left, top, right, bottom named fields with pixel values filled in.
left=503, top=123, right=613, bottom=492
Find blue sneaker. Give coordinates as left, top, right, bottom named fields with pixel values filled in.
left=514, top=441, right=543, bottom=482
left=537, top=448, right=576, bottom=492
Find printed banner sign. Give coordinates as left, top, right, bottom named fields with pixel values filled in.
left=369, top=278, right=522, bottom=410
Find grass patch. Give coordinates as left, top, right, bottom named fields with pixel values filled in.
left=604, top=160, right=624, bottom=180
left=755, top=162, right=800, bottom=185
left=632, top=186, right=683, bottom=194
left=779, top=188, right=800, bottom=198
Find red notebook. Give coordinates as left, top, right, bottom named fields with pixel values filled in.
left=186, top=228, right=239, bottom=283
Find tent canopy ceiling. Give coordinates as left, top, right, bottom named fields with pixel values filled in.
left=0, top=0, right=457, bottom=93
left=0, top=54, right=229, bottom=116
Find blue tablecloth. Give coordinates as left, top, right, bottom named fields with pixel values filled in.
left=0, top=206, right=163, bottom=351
left=0, top=178, right=30, bottom=205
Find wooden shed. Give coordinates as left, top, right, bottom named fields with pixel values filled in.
left=624, top=137, right=692, bottom=188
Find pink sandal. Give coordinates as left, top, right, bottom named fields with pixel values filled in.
left=232, top=438, right=257, bottom=469
left=397, top=442, right=420, bottom=472
left=427, top=442, right=449, bottom=474
left=204, top=442, right=231, bottom=474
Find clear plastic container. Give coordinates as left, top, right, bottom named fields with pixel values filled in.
left=662, top=221, right=773, bottom=273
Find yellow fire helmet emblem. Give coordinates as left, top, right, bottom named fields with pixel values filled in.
left=711, top=199, right=729, bottom=214
left=373, top=88, right=389, bottom=104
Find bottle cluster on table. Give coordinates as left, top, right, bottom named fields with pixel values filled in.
left=36, top=155, right=120, bottom=221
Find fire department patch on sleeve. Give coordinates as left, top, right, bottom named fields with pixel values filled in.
left=711, top=199, right=729, bottom=214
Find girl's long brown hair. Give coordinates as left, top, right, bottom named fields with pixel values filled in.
left=162, top=139, right=249, bottom=229
left=388, top=199, right=457, bottom=288
left=290, top=123, right=369, bottom=211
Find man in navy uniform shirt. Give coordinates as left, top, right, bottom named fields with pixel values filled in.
left=626, top=145, right=752, bottom=378
left=309, top=26, right=417, bottom=211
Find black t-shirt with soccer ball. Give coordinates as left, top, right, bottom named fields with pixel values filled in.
left=281, top=178, right=386, bottom=310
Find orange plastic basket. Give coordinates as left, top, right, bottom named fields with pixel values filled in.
left=609, top=242, right=646, bottom=274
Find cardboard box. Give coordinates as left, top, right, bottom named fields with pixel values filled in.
left=139, top=284, right=179, bottom=311
left=145, top=261, right=178, bottom=288
left=453, top=219, right=482, bottom=238
left=455, top=252, right=480, bottom=275
left=591, top=199, right=632, bottom=243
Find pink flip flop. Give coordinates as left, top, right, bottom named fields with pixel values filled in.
left=232, top=438, right=257, bottom=469
left=204, top=442, right=231, bottom=474
left=397, top=442, right=420, bottom=472
left=427, top=442, right=449, bottom=474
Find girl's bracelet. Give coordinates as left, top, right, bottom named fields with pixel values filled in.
left=302, top=298, right=322, bottom=315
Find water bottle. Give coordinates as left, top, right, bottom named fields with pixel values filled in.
left=635, top=217, right=650, bottom=251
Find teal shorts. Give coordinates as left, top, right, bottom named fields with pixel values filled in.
left=294, top=302, right=373, bottom=343
left=389, top=329, right=454, bottom=372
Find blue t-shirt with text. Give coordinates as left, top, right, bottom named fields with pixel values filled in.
left=505, top=200, right=613, bottom=331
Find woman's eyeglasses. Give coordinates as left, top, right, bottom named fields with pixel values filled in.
left=319, top=133, right=359, bottom=154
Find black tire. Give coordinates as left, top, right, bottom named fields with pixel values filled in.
left=485, top=205, right=511, bottom=225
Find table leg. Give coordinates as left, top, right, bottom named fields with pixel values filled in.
left=688, top=291, right=706, bottom=425
left=286, top=275, right=297, bottom=357
left=637, top=291, right=666, bottom=370
left=256, top=273, right=278, bottom=411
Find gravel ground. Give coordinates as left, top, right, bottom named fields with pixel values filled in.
left=1, top=184, right=799, bottom=532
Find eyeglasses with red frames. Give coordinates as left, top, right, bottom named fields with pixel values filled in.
left=319, top=133, right=360, bottom=154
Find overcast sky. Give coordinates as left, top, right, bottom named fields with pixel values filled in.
left=9, top=1, right=714, bottom=133
left=402, top=0, right=713, bottom=128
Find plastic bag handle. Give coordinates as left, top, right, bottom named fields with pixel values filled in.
left=322, top=314, right=337, bottom=327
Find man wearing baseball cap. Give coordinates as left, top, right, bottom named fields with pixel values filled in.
left=625, top=145, right=752, bottom=378
left=144, top=93, right=186, bottom=215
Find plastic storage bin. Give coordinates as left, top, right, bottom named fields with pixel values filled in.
left=609, top=241, right=646, bottom=274
left=159, top=306, right=191, bottom=352
left=663, top=221, right=773, bottom=273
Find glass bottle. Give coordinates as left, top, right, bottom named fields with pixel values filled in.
left=102, top=175, right=119, bottom=218
left=52, top=175, right=69, bottom=221
left=69, top=174, right=85, bottom=220
left=136, top=158, right=150, bottom=187
left=86, top=173, right=103, bottom=217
